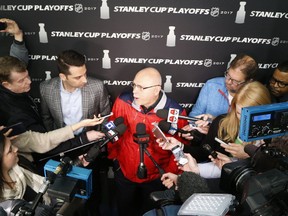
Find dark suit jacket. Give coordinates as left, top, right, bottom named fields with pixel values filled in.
left=40, top=76, right=111, bottom=131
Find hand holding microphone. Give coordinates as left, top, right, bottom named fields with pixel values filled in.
left=158, top=120, right=205, bottom=143
left=156, top=108, right=212, bottom=124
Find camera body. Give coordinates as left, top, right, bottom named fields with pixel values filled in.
left=44, top=159, right=92, bottom=200
left=220, top=144, right=288, bottom=216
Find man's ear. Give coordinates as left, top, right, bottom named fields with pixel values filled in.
left=59, top=73, right=66, bottom=81
left=2, top=81, right=11, bottom=89
left=154, top=85, right=162, bottom=96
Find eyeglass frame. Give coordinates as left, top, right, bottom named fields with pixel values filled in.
left=269, top=76, right=288, bottom=88
left=130, top=82, right=161, bottom=91
left=224, top=70, right=246, bottom=86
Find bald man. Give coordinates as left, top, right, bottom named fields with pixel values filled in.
left=108, top=67, right=188, bottom=216
left=268, top=60, right=288, bottom=102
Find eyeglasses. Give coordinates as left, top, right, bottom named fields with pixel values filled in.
left=130, top=82, right=161, bottom=91
left=269, top=76, right=288, bottom=88
left=224, top=71, right=246, bottom=86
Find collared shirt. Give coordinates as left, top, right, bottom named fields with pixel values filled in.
left=141, top=91, right=163, bottom=114
left=189, top=77, right=230, bottom=118
left=60, top=82, right=83, bottom=135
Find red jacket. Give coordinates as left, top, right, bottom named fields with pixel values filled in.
left=108, top=91, right=188, bottom=183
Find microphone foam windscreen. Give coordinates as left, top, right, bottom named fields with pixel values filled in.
left=114, top=116, right=124, bottom=126
left=158, top=120, right=171, bottom=133
left=115, top=124, right=127, bottom=135
left=156, top=109, right=169, bottom=119
left=177, top=171, right=209, bottom=202
left=136, top=123, right=146, bottom=135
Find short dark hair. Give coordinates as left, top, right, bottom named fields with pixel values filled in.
left=0, top=56, right=27, bottom=83
left=230, top=53, right=258, bottom=80
left=277, top=60, right=288, bottom=73
left=57, top=50, right=86, bottom=75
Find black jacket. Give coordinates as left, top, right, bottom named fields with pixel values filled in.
left=0, top=85, right=46, bottom=132
left=0, top=85, right=96, bottom=163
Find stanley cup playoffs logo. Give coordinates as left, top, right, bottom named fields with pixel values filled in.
left=235, top=1, right=246, bottom=24
left=210, top=7, right=220, bottom=17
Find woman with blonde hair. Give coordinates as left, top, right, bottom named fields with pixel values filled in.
left=213, top=81, right=271, bottom=158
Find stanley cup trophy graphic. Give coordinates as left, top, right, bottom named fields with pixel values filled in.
left=166, top=26, right=176, bottom=47
left=45, top=71, right=51, bottom=80
left=164, top=75, right=173, bottom=93
left=227, top=54, right=236, bottom=69
left=38, top=23, right=48, bottom=43
left=235, top=1, right=246, bottom=24
left=100, top=0, right=110, bottom=19
left=102, top=49, right=111, bottom=69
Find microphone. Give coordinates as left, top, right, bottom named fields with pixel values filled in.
left=134, top=123, right=149, bottom=179
left=158, top=120, right=205, bottom=143
left=156, top=108, right=212, bottom=124
left=104, top=116, right=124, bottom=131
left=158, top=120, right=190, bottom=135
left=83, top=123, right=127, bottom=162
left=177, top=171, right=210, bottom=202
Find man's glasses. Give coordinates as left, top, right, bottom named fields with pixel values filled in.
left=130, top=82, right=161, bottom=91
left=224, top=71, right=246, bottom=86
left=269, top=76, right=288, bottom=88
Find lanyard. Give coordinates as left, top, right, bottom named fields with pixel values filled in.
left=218, top=89, right=231, bottom=112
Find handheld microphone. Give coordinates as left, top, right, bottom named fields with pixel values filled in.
left=158, top=120, right=188, bottom=135
left=156, top=109, right=212, bottom=124
left=83, top=123, right=127, bottom=162
left=158, top=120, right=205, bottom=143
left=104, top=116, right=124, bottom=131
left=134, top=123, right=149, bottom=179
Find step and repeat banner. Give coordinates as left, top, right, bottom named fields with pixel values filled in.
left=1, top=0, right=288, bottom=110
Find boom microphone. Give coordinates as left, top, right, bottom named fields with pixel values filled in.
left=177, top=171, right=210, bottom=202
left=156, top=109, right=212, bottom=124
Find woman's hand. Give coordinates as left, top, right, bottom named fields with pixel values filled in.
left=209, top=151, right=232, bottom=169
left=220, top=143, right=249, bottom=159
left=179, top=153, right=200, bottom=174
left=71, top=115, right=105, bottom=132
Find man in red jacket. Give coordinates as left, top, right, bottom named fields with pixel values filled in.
left=108, top=67, right=187, bottom=216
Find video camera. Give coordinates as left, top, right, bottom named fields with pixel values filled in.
left=220, top=102, right=288, bottom=216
